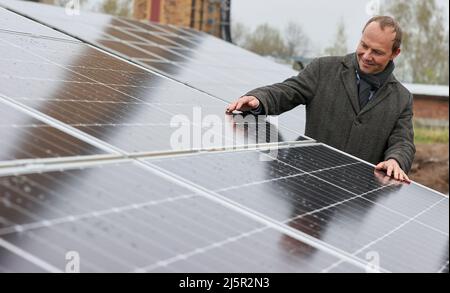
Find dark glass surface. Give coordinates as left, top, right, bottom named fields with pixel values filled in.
left=151, top=144, right=449, bottom=272
left=134, top=43, right=190, bottom=62
left=273, top=145, right=358, bottom=171
left=0, top=0, right=306, bottom=139
left=98, top=39, right=166, bottom=60
left=0, top=161, right=355, bottom=272
left=0, top=33, right=304, bottom=153
left=0, top=102, right=105, bottom=162
left=124, top=30, right=182, bottom=47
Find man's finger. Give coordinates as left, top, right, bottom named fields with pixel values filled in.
left=399, top=172, right=404, bottom=182
left=248, top=99, right=259, bottom=108
left=226, top=102, right=237, bottom=113
left=375, top=162, right=385, bottom=170
left=386, top=165, right=394, bottom=177
left=236, top=100, right=245, bottom=111
left=403, top=173, right=411, bottom=183
left=394, top=166, right=400, bottom=180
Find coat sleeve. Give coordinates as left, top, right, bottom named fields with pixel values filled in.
left=245, top=58, right=320, bottom=115
left=384, top=94, right=416, bottom=173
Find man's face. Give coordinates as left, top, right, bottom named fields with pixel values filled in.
left=356, top=22, right=401, bottom=74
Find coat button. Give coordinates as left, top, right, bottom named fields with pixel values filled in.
left=354, top=119, right=362, bottom=126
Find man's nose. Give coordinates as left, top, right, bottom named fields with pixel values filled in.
left=363, top=50, right=372, bottom=60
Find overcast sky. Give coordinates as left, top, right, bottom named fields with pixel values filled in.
left=232, top=0, right=449, bottom=56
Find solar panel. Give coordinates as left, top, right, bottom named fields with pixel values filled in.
left=0, top=0, right=297, bottom=99
left=0, top=158, right=361, bottom=273
left=0, top=0, right=307, bottom=137
left=148, top=144, right=449, bottom=273
left=0, top=32, right=305, bottom=155
left=0, top=2, right=447, bottom=274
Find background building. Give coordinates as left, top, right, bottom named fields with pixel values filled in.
left=134, top=0, right=231, bottom=41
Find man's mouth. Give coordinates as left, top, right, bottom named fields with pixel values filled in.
left=361, top=59, right=374, bottom=67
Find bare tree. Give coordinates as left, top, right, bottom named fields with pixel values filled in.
left=239, top=22, right=311, bottom=62
left=231, top=22, right=250, bottom=47
left=283, top=21, right=310, bottom=58
left=244, top=23, right=286, bottom=58
left=324, top=20, right=348, bottom=56
left=384, top=0, right=449, bottom=85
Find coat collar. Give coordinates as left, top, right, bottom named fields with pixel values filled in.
left=340, top=53, right=398, bottom=116
left=342, top=54, right=398, bottom=82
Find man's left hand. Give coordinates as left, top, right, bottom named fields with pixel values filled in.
left=375, top=159, right=411, bottom=183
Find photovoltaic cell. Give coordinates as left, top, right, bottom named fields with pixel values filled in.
left=0, top=0, right=296, bottom=94
left=149, top=144, right=449, bottom=272
left=0, top=0, right=307, bottom=138
left=0, top=32, right=306, bottom=154
left=0, top=99, right=105, bottom=162
left=354, top=220, right=448, bottom=273
left=0, top=160, right=359, bottom=272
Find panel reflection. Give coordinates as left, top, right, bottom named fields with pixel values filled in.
left=0, top=161, right=353, bottom=272
left=0, top=0, right=306, bottom=136
left=0, top=102, right=104, bottom=162
left=0, top=34, right=304, bottom=155
left=151, top=144, right=449, bottom=272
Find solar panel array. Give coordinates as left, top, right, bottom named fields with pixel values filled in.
left=0, top=0, right=306, bottom=135
left=0, top=1, right=448, bottom=273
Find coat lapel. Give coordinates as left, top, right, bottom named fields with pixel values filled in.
left=340, top=55, right=360, bottom=115
left=358, top=75, right=397, bottom=116
left=340, top=54, right=399, bottom=117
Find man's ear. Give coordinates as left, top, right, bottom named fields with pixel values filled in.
left=391, top=48, right=401, bottom=60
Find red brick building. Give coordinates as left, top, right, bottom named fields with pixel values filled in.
left=405, top=84, right=449, bottom=126
left=133, top=0, right=231, bottom=41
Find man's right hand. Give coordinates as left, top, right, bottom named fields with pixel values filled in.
left=225, top=96, right=260, bottom=114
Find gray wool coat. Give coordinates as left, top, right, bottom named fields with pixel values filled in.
left=247, top=53, right=416, bottom=173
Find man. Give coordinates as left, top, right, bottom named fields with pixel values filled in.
left=226, top=16, right=415, bottom=183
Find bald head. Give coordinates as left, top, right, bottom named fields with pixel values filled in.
left=356, top=16, right=402, bottom=74
left=363, top=16, right=403, bottom=53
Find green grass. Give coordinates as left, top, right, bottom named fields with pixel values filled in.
left=414, top=125, right=449, bottom=144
